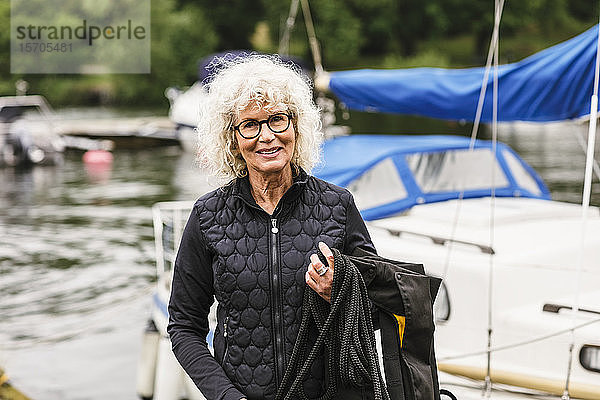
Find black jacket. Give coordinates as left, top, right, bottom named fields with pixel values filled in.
left=167, top=169, right=375, bottom=400
left=347, top=249, right=442, bottom=400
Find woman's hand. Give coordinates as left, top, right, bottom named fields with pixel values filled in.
left=306, top=242, right=335, bottom=303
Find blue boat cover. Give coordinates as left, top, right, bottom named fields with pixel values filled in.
left=329, top=25, right=599, bottom=122
left=313, top=135, right=550, bottom=220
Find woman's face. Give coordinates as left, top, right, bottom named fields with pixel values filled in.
left=234, top=104, right=296, bottom=178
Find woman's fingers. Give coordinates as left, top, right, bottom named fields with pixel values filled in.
left=305, top=270, right=331, bottom=302
left=308, top=254, right=324, bottom=278
left=307, top=249, right=333, bottom=302
left=318, top=242, right=334, bottom=270
left=309, top=253, right=323, bottom=275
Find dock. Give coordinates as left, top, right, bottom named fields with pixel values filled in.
left=2, top=95, right=180, bottom=150
left=55, top=116, right=180, bottom=149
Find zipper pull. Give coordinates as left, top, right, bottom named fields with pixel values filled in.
left=223, top=316, right=229, bottom=337
left=271, top=218, right=278, bottom=234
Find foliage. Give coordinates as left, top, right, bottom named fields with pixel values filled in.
left=258, top=0, right=599, bottom=68
left=178, top=0, right=265, bottom=50
left=0, top=1, right=16, bottom=95
left=0, top=0, right=598, bottom=106
left=0, top=0, right=217, bottom=106
left=382, top=50, right=450, bottom=69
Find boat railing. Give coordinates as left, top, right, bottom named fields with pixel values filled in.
left=152, top=201, right=194, bottom=276
left=151, top=201, right=497, bottom=277
left=384, top=227, right=495, bottom=255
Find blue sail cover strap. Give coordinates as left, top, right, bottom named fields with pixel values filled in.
left=329, top=25, right=599, bottom=122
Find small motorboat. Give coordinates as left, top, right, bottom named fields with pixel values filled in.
left=0, top=95, right=65, bottom=167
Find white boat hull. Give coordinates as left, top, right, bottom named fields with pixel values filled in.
left=369, top=197, right=600, bottom=398
left=141, top=194, right=600, bottom=399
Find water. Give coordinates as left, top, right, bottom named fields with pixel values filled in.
left=0, top=111, right=598, bottom=399
left=0, top=147, right=212, bottom=399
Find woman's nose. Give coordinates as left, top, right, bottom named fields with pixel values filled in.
left=258, top=127, right=275, bottom=142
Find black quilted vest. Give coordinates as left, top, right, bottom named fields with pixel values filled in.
left=194, top=169, right=355, bottom=399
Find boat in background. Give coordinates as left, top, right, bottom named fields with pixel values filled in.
left=137, top=133, right=600, bottom=400
left=319, top=134, right=600, bottom=399
left=0, top=94, right=122, bottom=166
left=0, top=95, right=65, bottom=167
left=164, top=82, right=206, bottom=153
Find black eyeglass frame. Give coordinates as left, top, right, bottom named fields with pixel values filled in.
left=232, top=112, right=293, bottom=139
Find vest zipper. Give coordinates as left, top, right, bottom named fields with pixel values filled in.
left=270, top=217, right=285, bottom=387
left=222, top=316, right=230, bottom=364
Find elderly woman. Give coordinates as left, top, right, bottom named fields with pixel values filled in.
left=167, top=56, right=376, bottom=400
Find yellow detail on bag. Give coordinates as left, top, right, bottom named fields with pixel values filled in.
left=0, top=367, right=32, bottom=400
left=394, top=314, right=406, bottom=348
left=0, top=369, right=7, bottom=386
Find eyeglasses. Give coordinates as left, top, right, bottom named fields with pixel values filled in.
left=233, top=113, right=292, bottom=139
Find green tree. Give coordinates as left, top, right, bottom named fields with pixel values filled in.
left=179, top=0, right=265, bottom=50
left=149, top=0, right=218, bottom=87
left=2, top=0, right=598, bottom=105
left=311, top=0, right=363, bottom=65
left=0, top=1, right=13, bottom=94
left=346, top=0, right=401, bottom=56
left=110, top=0, right=218, bottom=105
left=567, top=0, right=600, bottom=25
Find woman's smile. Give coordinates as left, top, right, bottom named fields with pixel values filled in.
left=256, top=146, right=282, bottom=157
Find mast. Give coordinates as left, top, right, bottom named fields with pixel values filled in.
left=484, top=1, right=504, bottom=396
left=278, top=0, right=300, bottom=56
left=299, top=0, right=324, bottom=75
left=278, top=0, right=329, bottom=91
left=563, top=12, right=600, bottom=400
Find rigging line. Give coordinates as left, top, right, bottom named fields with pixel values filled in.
left=483, top=2, right=503, bottom=397
left=278, top=0, right=300, bottom=56
left=299, top=0, right=323, bottom=75
left=441, top=0, right=505, bottom=282
left=573, top=128, right=600, bottom=182
left=484, top=2, right=501, bottom=396
left=437, top=315, right=600, bottom=362
left=469, top=0, right=505, bottom=147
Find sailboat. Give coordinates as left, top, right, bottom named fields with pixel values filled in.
left=311, top=6, right=600, bottom=399
left=137, top=5, right=600, bottom=399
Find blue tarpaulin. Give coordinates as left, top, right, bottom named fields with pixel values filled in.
left=328, top=25, right=599, bottom=123
left=313, top=135, right=550, bottom=220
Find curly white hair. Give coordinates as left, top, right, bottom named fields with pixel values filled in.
left=195, top=54, right=323, bottom=182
